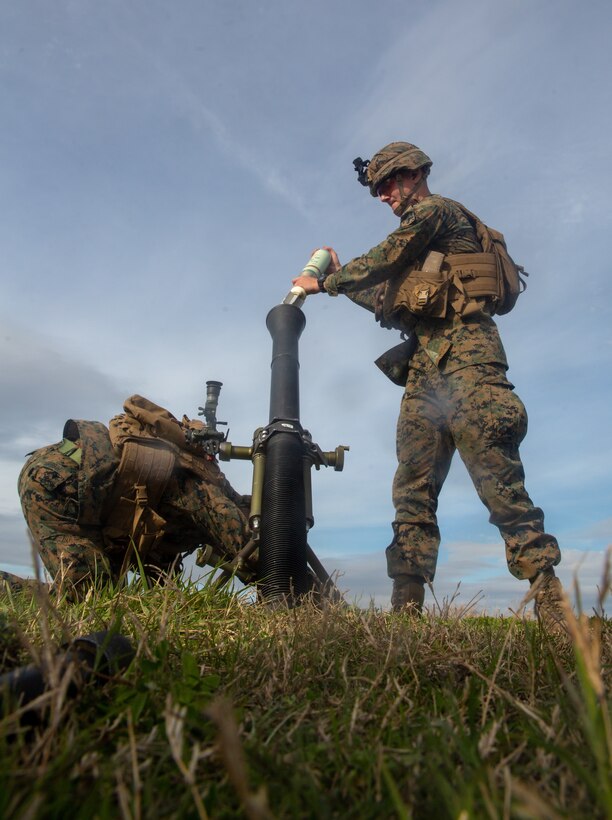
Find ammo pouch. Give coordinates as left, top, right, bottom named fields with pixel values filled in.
left=375, top=335, right=418, bottom=386
left=382, top=251, right=450, bottom=328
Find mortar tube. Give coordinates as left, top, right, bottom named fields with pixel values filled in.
left=266, top=304, right=305, bottom=423
left=258, top=304, right=309, bottom=602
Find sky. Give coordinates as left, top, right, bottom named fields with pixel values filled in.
left=1, top=0, right=611, bottom=614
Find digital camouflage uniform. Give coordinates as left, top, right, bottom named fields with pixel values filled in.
left=323, top=193, right=560, bottom=584
left=18, top=413, right=250, bottom=592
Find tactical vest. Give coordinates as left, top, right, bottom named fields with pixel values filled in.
left=381, top=203, right=527, bottom=329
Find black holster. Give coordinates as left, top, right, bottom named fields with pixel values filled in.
left=374, top=335, right=417, bottom=386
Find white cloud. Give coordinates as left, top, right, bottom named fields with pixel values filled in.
left=0, top=320, right=126, bottom=456
left=324, top=541, right=610, bottom=615
left=0, top=460, right=25, bottom=516
left=0, top=513, right=33, bottom=567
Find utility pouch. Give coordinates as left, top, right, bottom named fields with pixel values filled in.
left=374, top=335, right=418, bottom=386
left=404, top=277, right=450, bottom=317
left=445, top=253, right=499, bottom=299
left=382, top=250, right=451, bottom=325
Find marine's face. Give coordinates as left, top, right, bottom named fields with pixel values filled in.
left=376, top=168, right=423, bottom=216
left=377, top=170, right=416, bottom=214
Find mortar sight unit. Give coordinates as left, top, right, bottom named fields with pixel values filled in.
left=182, top=379, right=229, bottom=456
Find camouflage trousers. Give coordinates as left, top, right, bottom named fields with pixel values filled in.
left=18, top=443, right=250, bottom=588
left=387, top=357, right=560, bottom=582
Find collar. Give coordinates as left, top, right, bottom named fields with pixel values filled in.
left=398, top=193, right=436, bottom=221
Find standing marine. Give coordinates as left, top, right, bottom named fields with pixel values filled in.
left=292, top=141, right=565, bottom=628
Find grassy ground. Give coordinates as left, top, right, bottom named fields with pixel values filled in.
left=0, top=566, right=610, bottom=820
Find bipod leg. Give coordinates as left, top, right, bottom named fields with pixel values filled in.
left=306, top=544, right=345, bottom=606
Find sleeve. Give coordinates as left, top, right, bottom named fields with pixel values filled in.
left=212, top=465, right=251, bottom=514
left=18, top=450, right=112, bottom=588
left=323, top=198, right=447, bottom=296
left=344, top=285, right=379, bottom=313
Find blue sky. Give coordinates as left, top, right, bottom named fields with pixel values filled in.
left=1, top=0, right=610, bottom=613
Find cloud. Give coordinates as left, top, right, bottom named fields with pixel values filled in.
left=0, top=320, right=126, bottom=459
left=0, top=512, right=33, bottom=567
left=575, top=518, right=612, bottom=541
left=140, top=66, right=312, bottom=218
left=0, top=458, right=27, bottom=516
left=322, top=540, right=610, bottom=615
left=79, top=7, right=317, bottom=218
left=341, top=0, right=612, bottom=230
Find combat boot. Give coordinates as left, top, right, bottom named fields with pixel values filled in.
left=391, top=574, right=425, bottom=614
left=530, top=568, right=568, bottom=636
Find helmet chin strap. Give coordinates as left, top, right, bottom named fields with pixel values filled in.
left=396, top=172, right=425, bottom=209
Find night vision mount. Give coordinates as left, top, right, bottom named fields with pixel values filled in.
left=353, top=156, right=370, bottom=187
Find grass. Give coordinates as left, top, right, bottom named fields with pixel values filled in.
left=0, top=560, right=610, bottom=820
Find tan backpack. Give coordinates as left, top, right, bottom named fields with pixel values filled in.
left=449, top=200, right=528, bottom=315
left=104, top=395, right=219, bottom=568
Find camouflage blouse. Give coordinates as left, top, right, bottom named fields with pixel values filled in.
left=323, top=195, right=509, bottom=374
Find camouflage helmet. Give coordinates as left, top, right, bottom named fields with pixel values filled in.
left=365, top=142, right=432, bottom=197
